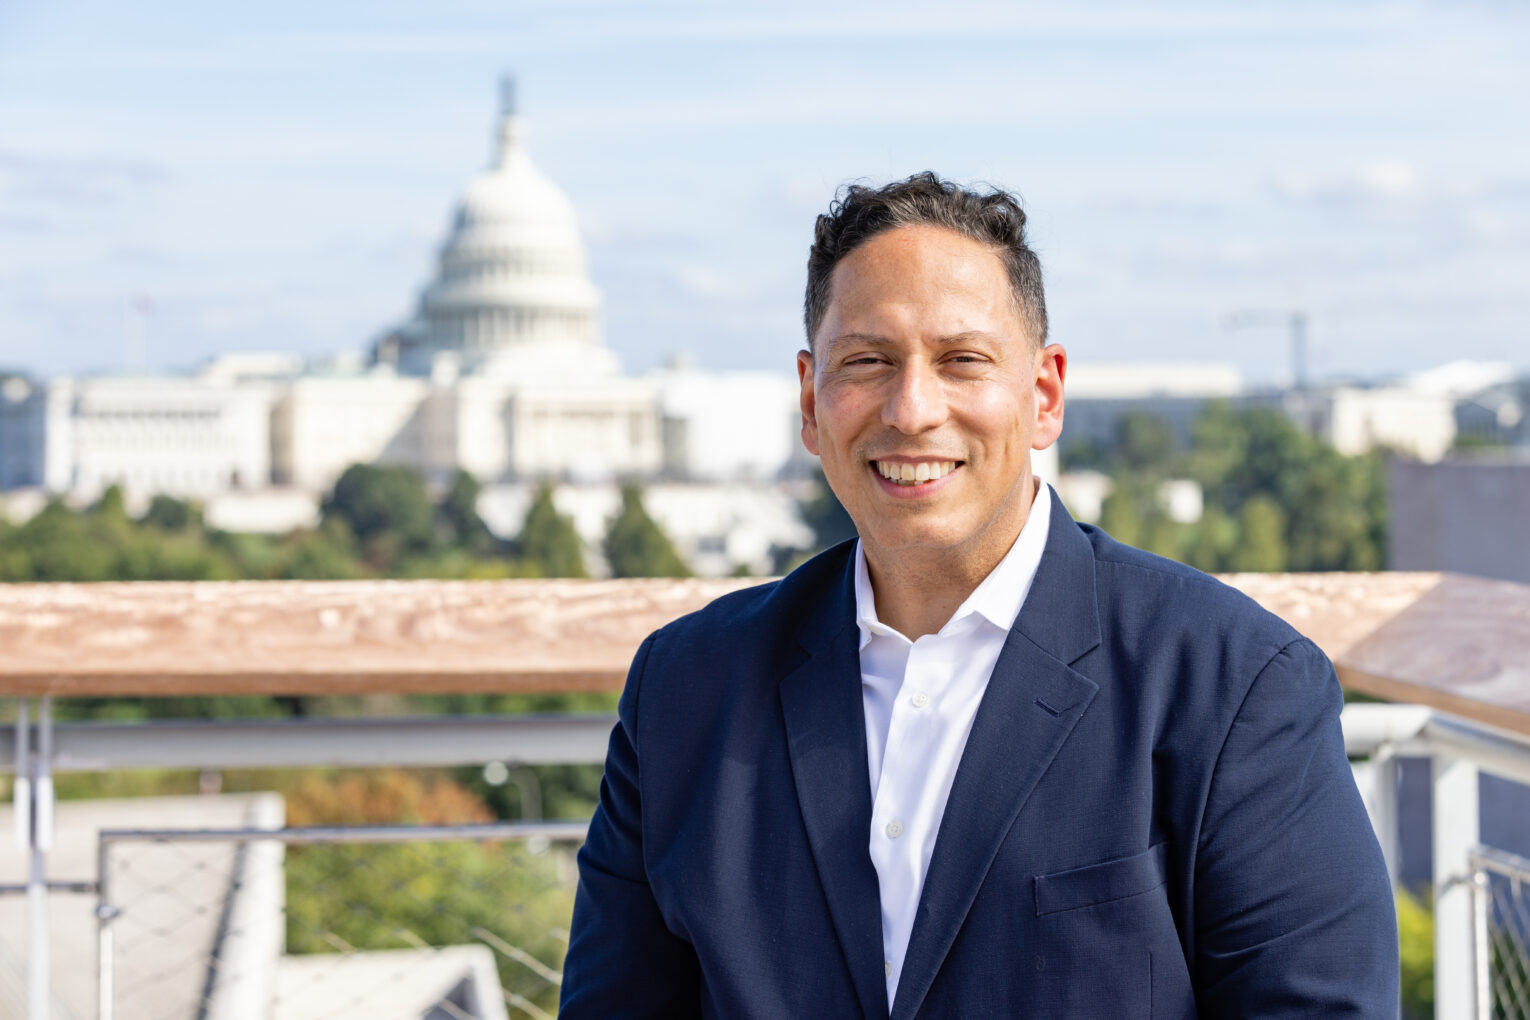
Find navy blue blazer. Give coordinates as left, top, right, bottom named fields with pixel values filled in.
left=562, top=492, right=1398, bottom=1018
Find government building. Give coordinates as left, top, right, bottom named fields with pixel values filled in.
left=0, top=82, right=813, bottom=572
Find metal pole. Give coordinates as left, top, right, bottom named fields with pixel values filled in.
left=26, top=696, right=53, bottom=1020
left=12, top=700, right=28, bottom=851
left=1470, top=867, right=1491, bottom=1020
left=37, top=697, right=53, bottom=854
left=98, top=835, right=116, bottom=1020
left=506, top=767, right=543, bottom=821
left=1290, top=312, right=1308, bottom=394
left=97, top=819, right=589, bottom=847
left=1433, top=754, right=1481, bottom=1020
left=1368, top=744, right=1402, bottom=889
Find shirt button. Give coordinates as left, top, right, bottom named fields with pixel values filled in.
left=885, top=819, right=904, bottom=839
left=885, top=961, right=893, bottom=978
left=911, top=690, right=930, bottom=709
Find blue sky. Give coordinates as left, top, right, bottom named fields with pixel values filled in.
left=1, top=0, right=1527, bottom=384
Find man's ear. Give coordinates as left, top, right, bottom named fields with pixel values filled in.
left=796, top=349, right=820, bottom=456
left=1031, top=343, right=1067, bottom=451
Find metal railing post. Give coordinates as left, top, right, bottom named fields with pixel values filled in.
left=98, top=834, right=117, bottom=1020
left=23, top=696, right=56, bottom=1020
left=1365, top=742, right=1402, bottom=888
left=12, top=700, right=28, bottom=852
left=1470, top=866, right=1491, bottom=1020
left=1434, top=754, right=1481, bottom=1020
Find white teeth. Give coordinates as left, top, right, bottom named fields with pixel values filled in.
left=875, top=461, right=958, bottom=485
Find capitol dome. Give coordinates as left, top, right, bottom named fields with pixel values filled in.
left=392, top=79, right=606, bottom=376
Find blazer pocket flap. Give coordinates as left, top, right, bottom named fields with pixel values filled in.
left=1034, top=842, right=1168, bottom=916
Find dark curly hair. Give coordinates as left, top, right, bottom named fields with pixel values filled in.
left=804, top=171, right=1047, bottom=353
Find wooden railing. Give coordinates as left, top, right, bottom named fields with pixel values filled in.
left=3, top=572, right=1529, bottom=1020
left=0, top=571, right=1526, bottom=736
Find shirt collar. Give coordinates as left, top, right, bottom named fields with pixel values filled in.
left=853, top=479, right=1053, bottom=646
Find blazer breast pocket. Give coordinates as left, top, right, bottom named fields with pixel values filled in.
left=1034, top=842, right=1168, bottom=916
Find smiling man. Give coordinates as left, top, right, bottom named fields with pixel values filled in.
left=561, top=173, right=1398, bottom=1018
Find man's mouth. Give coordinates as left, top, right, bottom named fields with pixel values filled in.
left=872, top=460, right=960, bottom=486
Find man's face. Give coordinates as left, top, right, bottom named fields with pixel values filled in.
left=797, top=223, right=1065, bottom=567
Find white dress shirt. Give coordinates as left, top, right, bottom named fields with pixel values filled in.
left=855, top=481, right=1052, bottom=1007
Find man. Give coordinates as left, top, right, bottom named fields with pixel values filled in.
left=561, top=172, right=1398, bottom=1018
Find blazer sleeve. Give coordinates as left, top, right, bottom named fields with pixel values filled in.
left=1192, top=637, right=1400, bottom=1017
left=560, top=633, right=703, bottom=1019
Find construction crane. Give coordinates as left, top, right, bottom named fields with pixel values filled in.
left=1222, top=309, right=1309, bottom=393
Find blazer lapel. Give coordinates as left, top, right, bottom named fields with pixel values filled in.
left=891, top=492, right=1103, bottom=1020
left=780, top=556, right=889, bottom=1020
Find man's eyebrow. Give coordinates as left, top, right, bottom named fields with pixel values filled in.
left=823, top=332, right=892, bottom=353
left=824, top=330, right=1004, bottom=354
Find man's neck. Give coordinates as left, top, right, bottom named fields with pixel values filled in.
left=862, top=481, right=1040, bottom=640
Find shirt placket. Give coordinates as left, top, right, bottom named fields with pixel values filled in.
left=870, top=631, right=948, bottom=997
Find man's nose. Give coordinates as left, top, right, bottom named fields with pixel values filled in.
left=881, top=361, right=948, bottom=435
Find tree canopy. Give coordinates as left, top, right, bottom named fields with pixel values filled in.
left=603, top=483, right=690, bottom=578
left=1086, top=403, right=1388, bottom=573
left=517, top=483, right=587, bottom=578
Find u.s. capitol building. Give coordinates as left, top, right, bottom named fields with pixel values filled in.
left=0, top=83, right=815, bottom=571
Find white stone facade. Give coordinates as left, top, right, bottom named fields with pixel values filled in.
left=1317, top=385, right=1457, bottom=462
left=0, top=371, right=277, bottom=501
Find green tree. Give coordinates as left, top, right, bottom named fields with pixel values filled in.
left=1229, top=496, right=1287, bottom=572
left=1396, top=888, right=1433, bottom=1020
left=278, top=770, right=571, bottom=1016
left=1098, top=479, right=1159, bottom=549
left=517, top=483, right=587, bottom=578
left=321, top=464, right=434, bottom=570
left=6, top=498, right=114, bottom=580
left=1285, top=450, right=1386, bottom=571
left=276, top=518, right=360, bottom=580
left=94, top=483, right=129, bottom=523
left=1183, top=505, right=1237, bottom=573
left=437, top=469, right=497, bottom=555
left=1057, top=436, right=1110, bottom=473
left=141, top=494, right=201, bottom=532
left=603, top=483, right=689, bottom=578
left=1186, top=403, right=1386, bottom=572
left=1113, top=411, right=1176, bottom=474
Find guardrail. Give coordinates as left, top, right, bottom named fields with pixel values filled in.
left=4, top=572, right=1530, bottom=1018
left=94, top=820, right=588, bottom=1020
left=1345, top=704, right=1530, bottom=1018
left=1470, top=847, right=1530, bottom=1020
